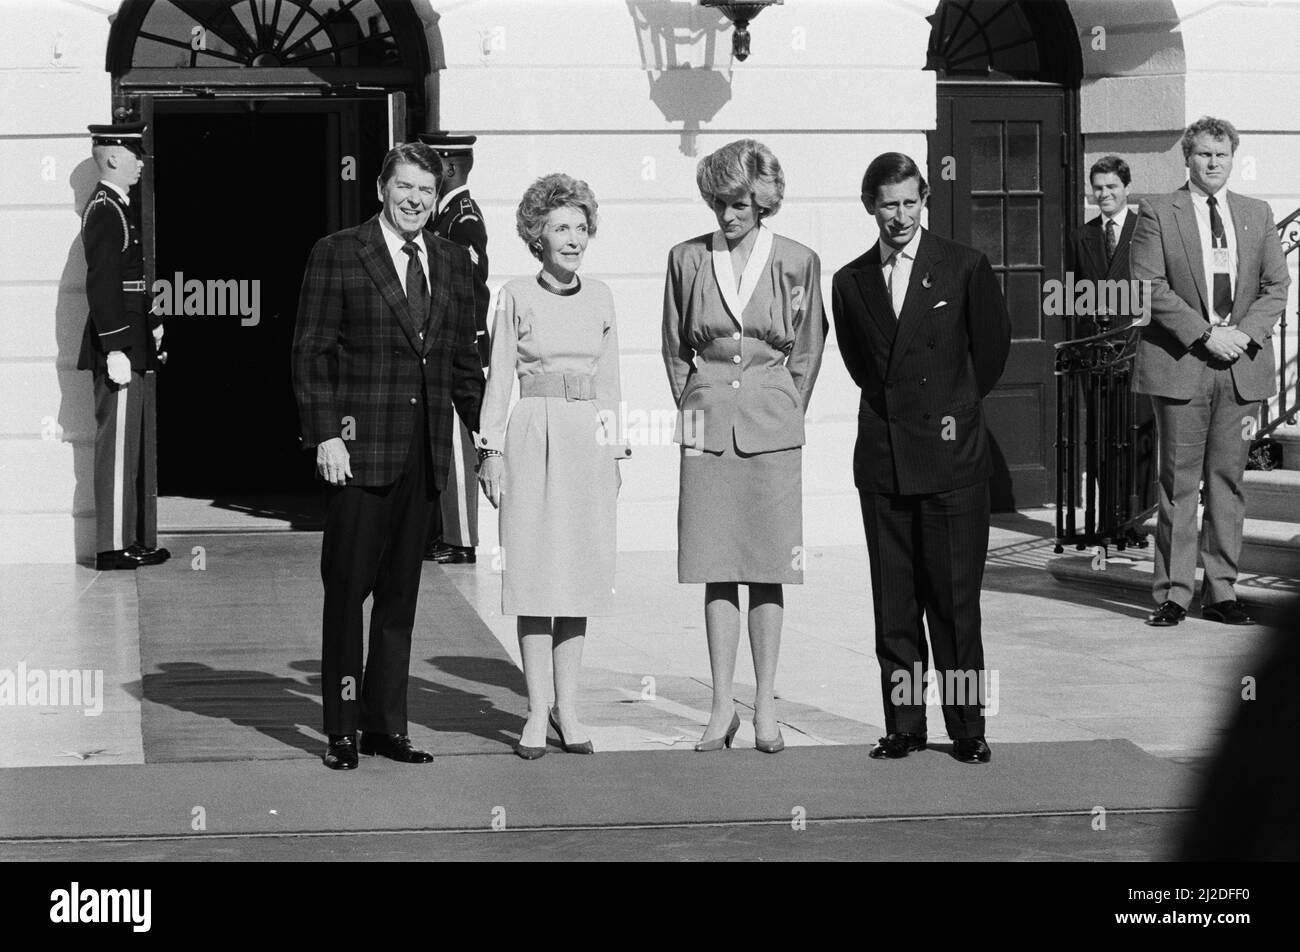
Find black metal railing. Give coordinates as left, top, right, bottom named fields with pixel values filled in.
left=1054, top=322, right=1156, bottom=554
left=1252, top=207, right=1300, bottom=450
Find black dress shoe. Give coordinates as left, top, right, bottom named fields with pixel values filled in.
left=1201, top=600, right=1256, bottom=625
left=1145, top=601, right=1187, bottom=627
left=323, top=734, right=358, bottom=770
left=429, top=544, right=475, bottom=564
left=126, top=542, right=171, bottom=566
left=359, top=732, right=433, bottom=763
left=95, top=549, right=142, bottom=571
left=953, top=736, right=992, bottom=764
left=868, top=732, right=928, bottom=759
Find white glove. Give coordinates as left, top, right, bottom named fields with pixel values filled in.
left=106, top=351, right=131, bottom=387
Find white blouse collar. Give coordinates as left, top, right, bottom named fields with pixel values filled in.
left=711, top=221, right=774, bottom=328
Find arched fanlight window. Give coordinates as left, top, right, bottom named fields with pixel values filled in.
left=108, top=0, right=429, bottom=74
left=926, top=0, right=1080, bottom=85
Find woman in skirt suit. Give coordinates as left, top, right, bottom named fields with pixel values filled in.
left=662, top=139, right=827, bottom=753
left=477, top=174, right=629, bottom=759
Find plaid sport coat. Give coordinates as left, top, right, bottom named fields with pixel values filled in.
left=292, top=215, right=485, bottom=489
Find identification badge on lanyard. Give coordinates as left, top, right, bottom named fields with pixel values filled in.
left=1213, top=247, right=1231, bottom=272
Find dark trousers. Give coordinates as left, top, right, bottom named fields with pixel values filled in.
left=92, top=369, right=157, bottom=553
left=1150, top=366, right=1255, bottom=608
left=859, top=480, right=990, bottom=740
left=320, top=405, right=437, bottom=735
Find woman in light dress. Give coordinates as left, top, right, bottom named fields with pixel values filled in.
left=477, top=174, right=628, bottom=759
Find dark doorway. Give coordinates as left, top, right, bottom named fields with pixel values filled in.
left=152, top=97, right=388, bottom=499
left=929, top=85, right=1069, bottom=510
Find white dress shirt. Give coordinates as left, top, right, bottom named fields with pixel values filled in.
left=378, top=212, right=430, bottom=297
left=1101, top=205, right=1128, bottom=248
left=1189, top=182, right=1237, bottom=323
left=879, top=228, right=923, bottom=318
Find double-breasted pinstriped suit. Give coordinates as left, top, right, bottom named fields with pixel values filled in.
left=292, top=213, right=485, bottom=736
left=832, top=228, right=1010, bottom=740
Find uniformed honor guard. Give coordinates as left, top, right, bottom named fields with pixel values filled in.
left=80, top=121, right=169, bottom=570
left=418, top=131, right=489, bottom=564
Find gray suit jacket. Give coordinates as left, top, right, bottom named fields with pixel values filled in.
left=662, top=232, right=826, bottom=454
left=1129, top=185, right=1289, bottom=401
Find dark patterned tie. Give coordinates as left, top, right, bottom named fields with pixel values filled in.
left=1104, top=218, right=1117, bottom=265
left=402, top=240, right=428, bottom=328
left=1206, top=195, right=1233, bottom=322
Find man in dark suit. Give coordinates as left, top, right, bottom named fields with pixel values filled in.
left=292, top=142, right=485, bottom=770
left=1071, top=154, right=1137, bottom=333
left=1069, top=155, right=1157, bottom=523
left=417, top=131, right=490, bottom=565
left=832, top=152, right=1010, bottom=764
left=80, top=121, right=169, bottom=571
left=1130, top=116, right=1290, bottom=628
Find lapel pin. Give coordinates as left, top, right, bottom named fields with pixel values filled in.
left=921, top=272, right=933, bottom=289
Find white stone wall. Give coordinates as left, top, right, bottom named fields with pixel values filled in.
left=438, top=0, right=935, bottom=553
left=1077, top=0, right=1300, bottom=430
left=3, top=0, right=1296, bottom=564
left=0, top=0, right=118, bottom=563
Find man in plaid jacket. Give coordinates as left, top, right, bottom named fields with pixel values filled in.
left=292, top=141, right=485, bottom=770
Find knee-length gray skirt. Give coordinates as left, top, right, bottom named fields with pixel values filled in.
left=677, top=440, right=803, bottom=584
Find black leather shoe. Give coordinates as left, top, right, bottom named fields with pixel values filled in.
left=359, top=732, right=433, bottom=763
left=323, top=733, right=358, bottom=770
left=126, top=542, right=170, bottom=566
left=953, top=736, right=992, bottom=764
left=1202, top=600, right=1256, bottom=625
left=428, top=543, right=475, bottom=564
left=868, top=732, right=928, bottom=759
left=1145, top=601, right=1187, bottom=627
left=95, top=549, right=142, bottom=571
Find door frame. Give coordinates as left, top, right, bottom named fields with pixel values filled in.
left=928, top=80, right=1082, bottom=509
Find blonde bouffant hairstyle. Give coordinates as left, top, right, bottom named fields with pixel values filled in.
left=696, top=139, right=784, bottom=219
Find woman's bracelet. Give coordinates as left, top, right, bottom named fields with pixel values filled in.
left=477, top=447, right=503, bottom=463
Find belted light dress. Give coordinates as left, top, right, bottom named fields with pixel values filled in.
left=477, top=274, right=629, bottom=615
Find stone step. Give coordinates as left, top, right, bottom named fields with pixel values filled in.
left=1139, top=515, right=1300, bottom=578
left=1265, top=423, right=1300, bottom=471
left=1048, top=553, right=1299, bottom=622
left=1244, top=468, right=1300, bottom=523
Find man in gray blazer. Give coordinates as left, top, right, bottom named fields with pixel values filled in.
left=1130, top=116, right=1290, bottom=627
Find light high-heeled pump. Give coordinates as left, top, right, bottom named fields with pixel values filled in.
left=695, top=711, right=741, bottom=752
left=754, top=724, right=785, bottom=754
left=549, top=708, right=594, bottom=754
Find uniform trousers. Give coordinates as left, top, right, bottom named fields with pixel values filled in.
left=92, top=369, right=157, bottom=553
left=428, top=409, right=479, bottom=548
left=320, top=399, right=437, bottom=735
left=859, top=480, right=990, bottom=740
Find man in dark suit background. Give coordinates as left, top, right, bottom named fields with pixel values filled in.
left=832, top=152, right=1011, bottom=764
left=417, top=131, right=490, bottom=565
left=1130, top=116, right=1289, bottom=628
left=1071, top=154, right=1137, bottom=334
left=292, top=141, right=485, bottom=769
left=1069, top=155, right=1157, bottom=523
